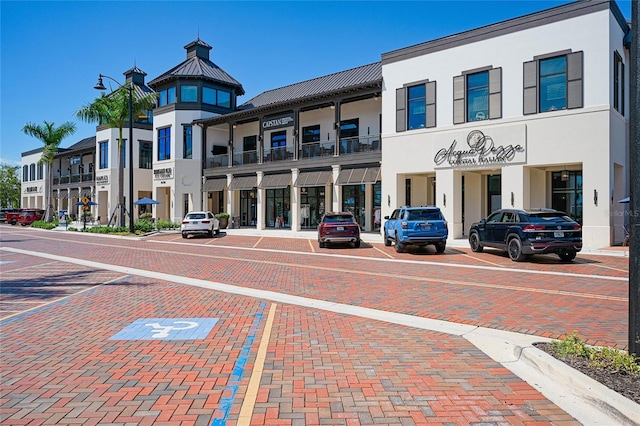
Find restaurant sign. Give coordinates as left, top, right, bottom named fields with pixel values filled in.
left=154, top=167, right=173, bottom=180
left=262, top=113, right=294, bottom=130
left=96, top=175, right=109, bottom=185
left=433, top=125, right=526, bottom=169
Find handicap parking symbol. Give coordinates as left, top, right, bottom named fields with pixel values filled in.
left=110, top=318, right=219, bottom=340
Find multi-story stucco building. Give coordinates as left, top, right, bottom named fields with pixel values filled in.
left=381, top=0, right=630, bottom=248
left=20, top=0, right=631, bottom=249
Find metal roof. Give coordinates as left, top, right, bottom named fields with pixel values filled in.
left=66, top=136, right=96, bottom=151
left=239, top=62, right=381, bottom=110
left=148, top=39, right=244, bottom=96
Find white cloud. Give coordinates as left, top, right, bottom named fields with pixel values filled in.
left=0, top=158, right=22, bottom=167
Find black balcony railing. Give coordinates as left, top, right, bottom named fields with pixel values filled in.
left=203, top=134, right=381, bottom=170
left=299, top=140, right=335, bottom=159
left=264, top=146, right=294, bottom=162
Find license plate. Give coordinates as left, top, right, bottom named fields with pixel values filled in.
left=554, top=231, right=564, bottom=238
left=420, top=223, right=431, bottom=230
left=337, top=226, right=344, bottom=231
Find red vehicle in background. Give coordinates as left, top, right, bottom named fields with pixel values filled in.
left=5, top=209, right=23, bottom=225
left=17, top=209, right=45, bottom=226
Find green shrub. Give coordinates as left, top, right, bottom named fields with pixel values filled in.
left=551, top=331, right=639, bottom=376
left=215, top=212, right=230, bottom=219
left=156, top=219, right=179, bottom=230
left=140, top=212, right=153, bottom=221
left=30, top=220, right=58, bottom=230
left=135, top=221, right=155, bottom=234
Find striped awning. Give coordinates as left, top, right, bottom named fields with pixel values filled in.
left=294, top=171, right=332, bottom=187
left=335, top=167, right=380, bottom=185
left=57, top=189, right=68, bottom=198
left=259, top=174, right=291, bottom=189
left=68, top=189, right=79, bottom=198
left=81, top=189, right=93, bottom=197
left=204, top=178, right=227, bottom=192
left=228, top=175, right=257, bottom=191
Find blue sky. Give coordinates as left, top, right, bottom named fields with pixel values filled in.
left=1, top=0, right=632, bottom=166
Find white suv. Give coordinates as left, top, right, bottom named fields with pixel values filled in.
left=181, top=211, right=220, bottom=238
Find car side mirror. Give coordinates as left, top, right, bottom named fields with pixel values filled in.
left=480, top=218, right=486, bottom=225
left=384, top=216, right=390, bottom=220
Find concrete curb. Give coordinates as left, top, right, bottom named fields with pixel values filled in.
left=465, top=327, right=640, bottom=426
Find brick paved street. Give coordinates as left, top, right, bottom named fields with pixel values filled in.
left=0, top=226, right=634, bottom=425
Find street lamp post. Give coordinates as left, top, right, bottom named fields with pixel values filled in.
left=94, top=74, right=135, bottom=234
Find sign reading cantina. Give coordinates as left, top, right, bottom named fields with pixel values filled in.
left=434, top=128, right=526, bottom=168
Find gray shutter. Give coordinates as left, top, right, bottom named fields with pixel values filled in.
left=567, top=51, right=583, bottom=109
left=426, top=81, right=436, bottom=128
left=453, top=75, right=465, bottom=124
left=488, top=68, right=502, bottom=119
left=396, top=88, right=406, bottom=132
left=523, top=60, right=538, bottom=115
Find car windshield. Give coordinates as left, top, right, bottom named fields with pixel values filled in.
left=324, top=215, right=354, bottom=223
left=186, top=213, right=206, bottom=220
left=408, top=210, right=442, bottom=221
left=527, top=213, right=573, bottom=223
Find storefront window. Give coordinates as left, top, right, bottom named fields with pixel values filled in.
left=372, top=182, right=381, bottom=231
left=487, top=174, right=501, bottom=216
left=240, top=190, right=257, bottom=227
left=266, top=187, right=290, bottom=228
left=342, top=185, right=365, bottom=229
left=552, top=171, right=582, bottom=223
left=300, top=187, right=325, bottom=229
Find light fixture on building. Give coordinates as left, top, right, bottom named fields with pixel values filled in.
left=300, top=187, right=307, bottom=195
left=511, top=192, right=514, bottom=207
left=232, top=124, right=237, bottom=129
left=594, top=189, right=598, bottom=206
left=561, top=169, right=570, bottom=181
left=443, top=193, right=447, bottom=207
left=330, top=104, right=335, bottom=110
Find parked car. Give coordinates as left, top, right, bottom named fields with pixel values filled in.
left=383, top=206, right=448, bottom=253
left=5, top=209, right=23, bottom=225
left=0, top=208, right=16, bottom=223
left=17, top=209, right=45, bottom=226
left=181, top=211, right=220, bottom=238
left=317, top=212, right=361, bottom=248
left=468, top=208, right=582, bottom=262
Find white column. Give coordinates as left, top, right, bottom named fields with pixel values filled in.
left=291, top=168, right=300, bottom=231
left=332, top=165, right=341, bottom=212
left=256, top=171, right=265, bottom=230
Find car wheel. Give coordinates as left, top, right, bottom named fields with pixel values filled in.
left=394, top=235, right=405, bottom=253
left=384, top=234, right=391, bottom=246
left=469, top=232, right=483, bottom=252
left=182, top=232, right=188, bottom=239
left=435, top=241, right=446, bottom=253
left=214, top=229, right=220, bottom=236
left=507, top=237, right=526, bottom=262
left=558, top=251, right=577, bottom=262
left=207, top=229, right=213, bottom=237
left=319, top=241, right=325, bottom=248
left=354, top=239, right=361, bottom=248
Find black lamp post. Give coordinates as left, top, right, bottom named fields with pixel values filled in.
left=94, top=74, right=135, bottom=234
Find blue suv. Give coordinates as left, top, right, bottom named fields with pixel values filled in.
left=383, top=206, right=448, bottom=253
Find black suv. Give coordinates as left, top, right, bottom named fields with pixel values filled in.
left=468, top=208, right=582, bottom=262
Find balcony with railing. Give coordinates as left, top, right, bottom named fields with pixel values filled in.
left=204, top=134, right=381, bottom=171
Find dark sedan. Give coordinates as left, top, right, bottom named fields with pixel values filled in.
left=468, top=208, right=582, bottom=262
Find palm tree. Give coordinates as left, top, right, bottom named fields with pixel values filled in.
left=22, top=121, right=77, bottom=222
left=76, top=83, right=157, bottom=227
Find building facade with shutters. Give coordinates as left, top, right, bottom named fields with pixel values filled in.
left=381, top=0, right=631, bottom=248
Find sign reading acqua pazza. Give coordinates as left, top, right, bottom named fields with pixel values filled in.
left=433, top=125, right=526, bottom=169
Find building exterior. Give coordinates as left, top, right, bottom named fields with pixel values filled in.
left=195, top=62, right=382, bottom=232
left=146, top=39, right=244, bottom=223
left=19, top=0, right=631, bottom=248
left=381, top=0, right=630, bottom=248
